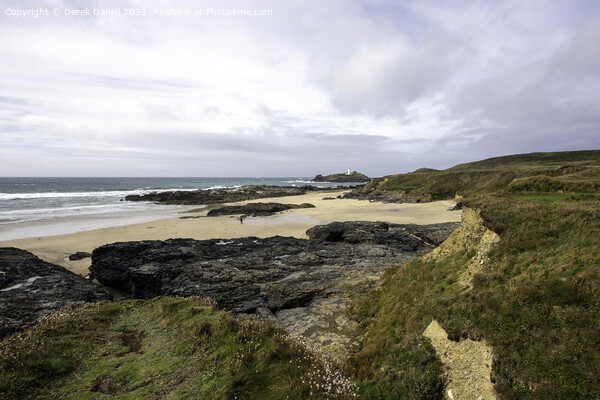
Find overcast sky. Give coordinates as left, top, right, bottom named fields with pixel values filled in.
left=1, top=0, right=599, bottom=177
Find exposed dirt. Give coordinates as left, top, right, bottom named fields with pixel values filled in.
left=456, top=228, right=500, bottom=291
left=424, top=207, right=500, bottom=291
left=120, top=329, right=146, bottom=354
left=91, top=374, right=119, bottom=394
left=424, top=319, right=497, bottom=400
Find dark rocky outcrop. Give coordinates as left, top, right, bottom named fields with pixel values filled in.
left=313, top=172, right=370, bottom=183
left=306, top=221, right=457, bottom=248
left=0, top=248, right=112, bottom=340
left=342, top=189, right=429, bottom=203
left=68, top=251, right=92, bottom=260
left=90, top=222, right=457, bottom=314
left=91, top=236, right=369, bottom=313
left=207, top=202, right=315, bottom=218
left=89, top=221, right=457, bottom=359
left=125, top=185, right=343, bottom=205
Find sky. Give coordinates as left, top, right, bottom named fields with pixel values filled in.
left=1, top=0, right=599, bottom=177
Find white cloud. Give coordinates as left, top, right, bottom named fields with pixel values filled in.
left=325, top=39, right=441, bottom=116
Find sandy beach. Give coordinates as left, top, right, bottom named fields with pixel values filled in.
left=0, top=191, right=461, bottom=276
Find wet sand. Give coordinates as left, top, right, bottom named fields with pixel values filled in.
left=0, top=191, right=461, bottom=276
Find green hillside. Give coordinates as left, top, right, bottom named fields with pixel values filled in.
left=361, top=150, right=600, bottom=201
left=346, top=150, right=600, bottom=399
left=449, top=150, right=600, bottom=170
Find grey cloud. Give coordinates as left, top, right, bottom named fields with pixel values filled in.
left=1, top=122, right=400, bottom=176
left=446, top=15, right=600, bottom=158
left=551, top=17, right=600, bottom=78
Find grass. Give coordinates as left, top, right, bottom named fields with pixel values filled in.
left=362, top=165, right=599, bottom=201
left=507, top=175, right=599, bottom=193
left=507, top=193, right=584, bottom=202
left=448, top=150, right=600, bottom=170
left=345, top=251, right=472, bottom=399
left=345, top=151, right=600, bottom=399
left=0, top=297, right=357, bottom=399
left=362, top=150, right=600, bottom=201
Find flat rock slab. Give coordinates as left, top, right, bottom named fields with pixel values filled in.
left=0, top=247, right=112, bottom=340
left=207, top=202, right=315, bottom=217
left=276, top=297, right=360, bottom=362
left=306, top=221, right=456, bottom=247
left=68, top=251, right=92, bottom=260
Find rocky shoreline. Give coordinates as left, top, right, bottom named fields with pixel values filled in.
left=125, top=184, right=358, bottom=205
left=0, top=248, right=112, bottom=340
left=89, top=221, right=457, bottom=358
left=206, top=202, right=315, bottom=218
left=0, top=215, right=458, bottom=359
left=342, top=189, right=429, bottom=203
left=313, top=172, right=370, bottom=183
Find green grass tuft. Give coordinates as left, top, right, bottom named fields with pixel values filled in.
left=0, top=297, right=358, bottom=399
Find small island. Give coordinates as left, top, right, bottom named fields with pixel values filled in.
left=313, top=168, right=370, bottom=183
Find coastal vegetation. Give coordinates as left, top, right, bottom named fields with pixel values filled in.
left=346, top=150, right=600, bottom=399
left=360, top=150, right=600, bottom=201
left=1, top=150, right=598, bottom=399
left=0, top=297, right=357, bottom=399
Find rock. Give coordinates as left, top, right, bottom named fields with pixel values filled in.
left=89, top=221, right=457, bottom=358
left=307, top=221, right=390, bottom=242
left=90, top=235, right=390, bottom=313
left=90, top=222, right=456, bottom=346
left=125, top=185, right=342, bottom=205
left=275, top=297, right=361, bottom=362
left=0, top=247, right=112, bottom=340
left=306, top=221, right=458, bottom=249
left=90, top=222, right=459, bottom=312
left=342, top=189, right=427, bottom=203
left=313, top=172, right=370, bottom=183
left=206, top=202, right=315, bottom=218
left=68, top=251, right=92, bottom=261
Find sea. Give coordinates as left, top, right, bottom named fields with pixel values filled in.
left=0, top=177, right=351, bottom=241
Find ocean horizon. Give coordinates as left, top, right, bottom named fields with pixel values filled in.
left=0, top=177, right=352, bottom=241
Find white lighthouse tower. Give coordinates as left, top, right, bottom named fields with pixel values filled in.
left=347, top=167, right=351, bottom=175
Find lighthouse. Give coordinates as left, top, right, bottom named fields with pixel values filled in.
left=347, top=167, right=351, bottom=175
